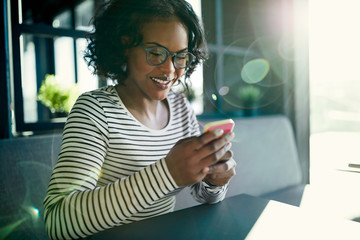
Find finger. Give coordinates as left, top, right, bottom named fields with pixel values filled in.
left=191, top=134, right=228, bottom=165
left=195, top=129, right=224, bottom=150
left=196, top=139, right=228, bottom=167
left=219, top=150, right=233, bottom=162
left=224, top=158, right=237, bottom=171
left=208, top=162, right=228, bottom=174
left=207, top=166, right=236, bottom=181
left=204, top=168, right=236, bottom=186
left=208, top=158, right=236, bottom=174
left=209, top=141, right=232, bottom=163
left=222, top=132, right=235, bottom=142
left=208, top=161, right=230, bottom=174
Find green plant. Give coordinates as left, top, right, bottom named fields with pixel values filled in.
left=237, top=85, right=261, bottom=105
left=37, top=74, right=79, bottom=113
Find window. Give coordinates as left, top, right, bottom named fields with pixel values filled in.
left=8, top=0, right=296, bottom=136
left=200, top=0, right=294, bottom=118
left=11, top=0, right=104, bottom=135
left=309, top=0, right=360, bottom=183
left=199, top=0, right=310, bottom=182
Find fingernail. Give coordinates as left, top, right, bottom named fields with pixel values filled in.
left=213, top=129, right=224, bottom=137
left=224, top=132, right=234, bottom=141
left=226, top=142, right=232, bottom=151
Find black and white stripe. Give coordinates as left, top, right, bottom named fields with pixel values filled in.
left=43, top=86, right=227, bottom=239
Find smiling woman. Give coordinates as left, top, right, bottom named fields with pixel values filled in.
left=43, top=0, right=237, bottom=239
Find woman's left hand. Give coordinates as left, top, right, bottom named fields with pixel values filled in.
left=203, top=151, right=236, bottom=187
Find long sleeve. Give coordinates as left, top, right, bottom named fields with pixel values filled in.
left=43, top=92, right=179, bottom=239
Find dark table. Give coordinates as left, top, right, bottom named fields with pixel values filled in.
left=88, top=194, right=360, bottom=240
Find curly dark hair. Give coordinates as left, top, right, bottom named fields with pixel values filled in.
left=84, top=0, right=208, bottom=83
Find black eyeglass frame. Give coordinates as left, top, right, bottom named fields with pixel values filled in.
left=139, top=43, right=195, bottom=70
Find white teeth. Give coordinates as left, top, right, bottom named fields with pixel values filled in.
left=152, top=77, right=171, bottom=85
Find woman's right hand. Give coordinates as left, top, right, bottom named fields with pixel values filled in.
left=165, top=129, right=234, bottom=187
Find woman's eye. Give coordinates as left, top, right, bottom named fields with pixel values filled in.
left=176, top=55, right=188, bottom=61
left=149, top=49, right=165, bottom=57
left=149, top=52, right=161, bottom=57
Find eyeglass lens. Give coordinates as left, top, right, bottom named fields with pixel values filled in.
left=146, top=47, right=193, bottom=69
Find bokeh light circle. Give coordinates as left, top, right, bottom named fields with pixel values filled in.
left=207, top=33, right=291, bottom=113
left=243, top=36, right=287, bottom=87
left=241, top=58, right=270, bottom=84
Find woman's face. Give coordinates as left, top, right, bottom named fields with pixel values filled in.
left=124, top=18, right=188, bottom=101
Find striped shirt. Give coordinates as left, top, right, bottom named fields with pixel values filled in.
left=43, top=86, right=228, bottom=239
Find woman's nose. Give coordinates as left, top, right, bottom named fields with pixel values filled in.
left=159, top=56, right=176, bottom=74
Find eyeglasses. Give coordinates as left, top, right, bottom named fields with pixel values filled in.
left=139, top=43, right=195, bottom=70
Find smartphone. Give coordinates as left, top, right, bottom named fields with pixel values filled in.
left=203, top=119, right=235, bottom=135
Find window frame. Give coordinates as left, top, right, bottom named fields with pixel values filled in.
left=10, top=0, right=91, bottom=135
left=1, top=0, right=12, bottom=139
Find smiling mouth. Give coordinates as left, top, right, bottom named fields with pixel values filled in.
left=150, top=77, right=176, bottom=88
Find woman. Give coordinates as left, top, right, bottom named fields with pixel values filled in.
left=43, top=0, right=236, bottom=239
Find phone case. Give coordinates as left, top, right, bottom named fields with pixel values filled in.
left=203, top=119, right=235, bottom=135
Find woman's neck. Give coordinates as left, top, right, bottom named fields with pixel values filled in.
left=115, top=84, right=169, bottom=130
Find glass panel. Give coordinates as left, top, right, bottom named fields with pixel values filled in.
left=76, top=38, right=99, bottom=93
left=222, top=0, right=287, bottom=47
left=20, top=34, right=85, bottom=124
left=183, top=0, right=203, bottom=115
left=202, top=52, right=218, bottom=114
left=75, top=0, right=95, bottom=31
left=20, top=35, right=38, bottom=123
left=201, top=0, right=216, bottom=44
left=52, top=9, right=72, bottom=29
left=54, top=37, right=75, bottom=87
left=188, top=62, right=204, bottom=115
left=223, top=51, right=284, bottom=116
left=222, top=0, right=255, bottom=47
left=223, top=54, right=247, bottom=113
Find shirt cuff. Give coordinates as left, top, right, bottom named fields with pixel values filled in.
left=159, top=158, right=179, bottom=190
left=203, top=180, right=224, bottom=190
